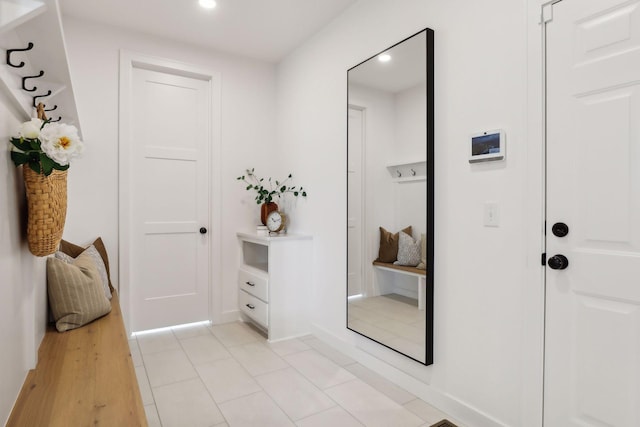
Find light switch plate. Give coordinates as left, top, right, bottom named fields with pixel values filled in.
left=484, top=202, right=499, bottom=227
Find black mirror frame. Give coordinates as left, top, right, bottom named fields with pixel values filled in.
left=346, top=28, right=434, bottom=365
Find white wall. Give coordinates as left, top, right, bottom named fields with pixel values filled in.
left=61, top=17, right=278, bottom=321
left=277, top=1, right=542, bottom=426
left=0, top=91, right=47, bottom=425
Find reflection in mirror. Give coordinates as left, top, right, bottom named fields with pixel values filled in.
left=347, top=29, right=434, bottom=365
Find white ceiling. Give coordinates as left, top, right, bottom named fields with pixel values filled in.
left=59, top=0, right=357, bottom=62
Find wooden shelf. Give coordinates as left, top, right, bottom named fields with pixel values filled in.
left=0, top=0, right=46, bottom=34
left=0, top=0, right=82, bottom=134
left=386, top=159, right=427, bottom=182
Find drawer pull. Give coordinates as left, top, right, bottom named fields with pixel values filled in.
left=246, top=303, right=255, bottom=310
left=245, top=281, right=255, bottom=287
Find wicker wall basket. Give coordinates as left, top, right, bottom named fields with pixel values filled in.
left=23, top=167, right=68, bottom=257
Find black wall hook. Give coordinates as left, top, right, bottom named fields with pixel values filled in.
left=22, top=70, right=44, bottom=92
left=6, top=42, right=34, bottom=68
left=33, top=90, right=52, bottom=108
left=49, top=116, right=62, bottom=122
left=45, top=104, right=57, bottom=112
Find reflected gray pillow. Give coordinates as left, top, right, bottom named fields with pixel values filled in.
left=394, top=231, right=421, bottom=267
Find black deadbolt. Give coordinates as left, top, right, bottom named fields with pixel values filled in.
left=552, top=222, right=569, bottom=237
left=548, top=254, right=569, bottom=270
left=199, top=227, right=207, bottom=234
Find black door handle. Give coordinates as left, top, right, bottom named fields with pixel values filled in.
left=548, top=254, right=569, bottom=270
left=552, top=222, right=569, bottom=237
left=200, top=227, right=207, bottom=234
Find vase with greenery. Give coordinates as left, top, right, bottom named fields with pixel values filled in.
left=237, top=168, right=308, bottom=225
left=9, top=117, right=84, bottom=255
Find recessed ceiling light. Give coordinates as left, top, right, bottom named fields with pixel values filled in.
left=378, top=53, right=391, bottom=63
left=199, top=0, right=217, bottom=9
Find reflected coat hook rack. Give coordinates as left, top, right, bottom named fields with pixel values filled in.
left=33, top=90, right=51, bottom=108
left=49, top=116, right=62, bottom=122
left=22, top=70, right=44, bottom=92
left=45, top=104, right=57, bottom=112
left=6, top=42, right=34, bottom=68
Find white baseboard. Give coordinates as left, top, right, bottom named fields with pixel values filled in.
left=217, top=309, right=241, bottom=324
left=310, top=324, right=509, bottom=427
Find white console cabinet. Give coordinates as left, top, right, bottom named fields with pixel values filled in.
left=237, top=232, right=312, bottom=342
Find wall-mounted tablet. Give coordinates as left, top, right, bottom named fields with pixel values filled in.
left=469, top=129, right=505, bottom=163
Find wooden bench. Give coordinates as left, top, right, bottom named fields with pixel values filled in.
left=6, top=293, right=147, bottom=427
left=372, top=261, right=427, bottom=310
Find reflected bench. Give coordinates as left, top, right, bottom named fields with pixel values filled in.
left=372, top=261, right=427, bottom=310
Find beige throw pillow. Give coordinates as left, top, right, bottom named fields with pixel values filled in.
left=417, top=233, right=426, bottom=270
left=59, top=237, right=114, bottom=293
left=55, top=245, right=111, bottom=300
left=47, top=249, right=112, bottom=332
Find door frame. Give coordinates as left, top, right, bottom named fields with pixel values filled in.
left=522, top=0, right=563, bottom=425
left=347, top=104, right=366, bottom=298
left=118, top=51, right=222, bottom=335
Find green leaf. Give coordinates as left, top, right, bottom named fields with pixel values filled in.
left=10, top=151, right=28, bottom=166
left=280, top=186, right=286, bottom=192
left=246, top=185, right=252, bottom=190
left=29, top=139, right=41, bottom=151
left=10, top=138, right=31, bottom=152
left=28, top=161, right=41, bottom=174
left=28, top=151, right=40, bottom=163
left=302, top=191, right=307, bottom=197
left=40, top=153, right=54, bottom=176
left=51, top=162, right=69, bottom=171
left=293, top=192, right=299, bottom=196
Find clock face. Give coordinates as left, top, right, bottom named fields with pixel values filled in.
left=266, top=211, right=283, bottom=232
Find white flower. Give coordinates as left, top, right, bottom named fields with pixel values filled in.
left=18, top=118, right=43, bottom=139
left=39, top=123, right=84, bottom=166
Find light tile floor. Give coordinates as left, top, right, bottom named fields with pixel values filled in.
left=130, top=321, right=463, bottom=427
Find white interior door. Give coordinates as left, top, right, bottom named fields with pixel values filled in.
left=545, top=1, right=640, bottom=425
left=130, top=66, right=210, bottom=332
left=348, top=107, right=364, bottom=297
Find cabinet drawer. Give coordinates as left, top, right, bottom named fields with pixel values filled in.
left=239, top=290, right=268, bottom=328
left=238, top=268, right=268, bottom=302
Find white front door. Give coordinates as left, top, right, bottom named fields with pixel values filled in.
left=130, top=66, right=210, bottom=332
left=545, top=1, right=640, bottom=425
left=348, top=107, right=364, bottom=297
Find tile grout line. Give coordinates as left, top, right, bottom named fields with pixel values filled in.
left=172, top=324, right=232, bottom=426
left=132, top=336, right=162, bottom=427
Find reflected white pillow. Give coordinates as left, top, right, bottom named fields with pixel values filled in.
left=417, top=234, right=426, bottom=270
left=394, top=231, right=421, bottom=267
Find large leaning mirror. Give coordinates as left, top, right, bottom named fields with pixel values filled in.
left=347, top=28, right=434, bottom=365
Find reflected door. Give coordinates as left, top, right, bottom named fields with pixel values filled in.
left=348, top=107, right=364, bottom=297
left=545, top=0, right=640, bottom=425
